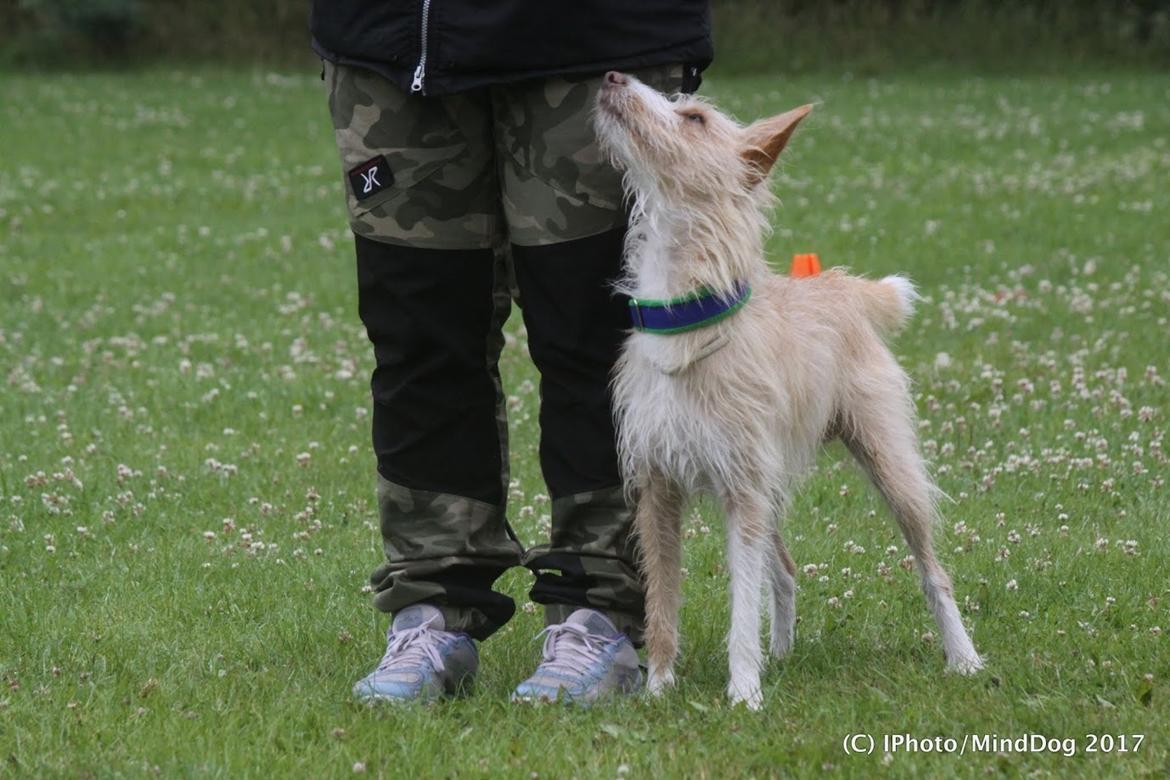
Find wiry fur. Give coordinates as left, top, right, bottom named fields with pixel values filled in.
left=595, top=73, right=983, bottom=710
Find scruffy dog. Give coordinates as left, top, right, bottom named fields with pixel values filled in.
left=595, top=72, right=983, bottom=709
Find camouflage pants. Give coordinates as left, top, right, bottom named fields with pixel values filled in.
left=326, top=61, right=687, bottom=644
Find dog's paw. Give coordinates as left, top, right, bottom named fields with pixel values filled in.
left=646, top=667, right=676, bottom=696
left=727, top=683, right=763, bottom=711
left=946, top=654, right=985, bottom=676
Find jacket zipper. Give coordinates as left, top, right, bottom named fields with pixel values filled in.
left=410, top=0, right=433, bottom=94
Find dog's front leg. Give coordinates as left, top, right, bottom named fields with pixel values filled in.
left=725, top=495, right=769, bottom=710
left=634, top=475, right=685, bottom=696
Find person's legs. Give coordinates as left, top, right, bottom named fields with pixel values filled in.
left=325, top=62, right=523, bottom=700
left=359, top=235, right=520, bottom=637
left=492, top=65, right=687, bottom=702
left=510, top=230, right=644, bottom=638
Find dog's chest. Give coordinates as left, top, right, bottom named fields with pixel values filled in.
left=616, top=338, right=746, bottom=488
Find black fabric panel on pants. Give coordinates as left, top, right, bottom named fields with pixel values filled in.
left=510, top=228, right=628, bottom=498
left=526, top=552, right=592, bottom=607
left=355, top=234, right=504, bottom=505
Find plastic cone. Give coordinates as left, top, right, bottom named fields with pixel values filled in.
left=790, top=253, right=822, bottom=277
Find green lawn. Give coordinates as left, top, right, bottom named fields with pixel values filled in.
left=1, top=67, right=1167, bottom=778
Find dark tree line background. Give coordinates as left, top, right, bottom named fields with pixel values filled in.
left=2, top=0, right=1168, bottom=71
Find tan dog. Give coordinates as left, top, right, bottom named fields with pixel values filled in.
left=595, top=72, right=983, bottom=709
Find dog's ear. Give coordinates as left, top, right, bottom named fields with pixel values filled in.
left=741, top=104, right=813, bottom=185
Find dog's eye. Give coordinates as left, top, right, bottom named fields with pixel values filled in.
left=684, top=112, right=705, bottom=125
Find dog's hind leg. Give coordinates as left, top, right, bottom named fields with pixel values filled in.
left=634, top=474, right=686, bottom=696
left=767, top=525, right=797, bottom=658
left=724, top=491, right=771, bottom=709
left=841, top=364, right=983, bottom=674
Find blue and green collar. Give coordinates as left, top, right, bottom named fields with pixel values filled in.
left=628, top=281, right=752, bottom=335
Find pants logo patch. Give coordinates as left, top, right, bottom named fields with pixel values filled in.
left=349, top=155, right=393, bottom=202
left=361, top=166, right=380, bottom=194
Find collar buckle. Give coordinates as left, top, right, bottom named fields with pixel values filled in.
left=629, top=297, right=645, bottom=330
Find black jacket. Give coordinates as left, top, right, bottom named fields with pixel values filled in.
left=311, top=1, right=713, bottom=96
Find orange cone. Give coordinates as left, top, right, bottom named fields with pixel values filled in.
left=790, top=253, right=822, bottom=277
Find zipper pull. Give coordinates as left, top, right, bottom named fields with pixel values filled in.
left=410, top=64, right=425, bottom=94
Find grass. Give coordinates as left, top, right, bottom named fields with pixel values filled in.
left=1, top=65, right=1168, bottom=778
left=708, top=1, right=1170, bottom=76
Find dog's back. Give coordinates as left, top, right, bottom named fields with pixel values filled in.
left=615, top=270, right=917, bottom=496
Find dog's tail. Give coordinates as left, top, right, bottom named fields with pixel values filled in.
left=862, top=275, right=918, bottom=335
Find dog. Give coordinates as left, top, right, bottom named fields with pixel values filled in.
left=595, top=71, right=983, bottom=709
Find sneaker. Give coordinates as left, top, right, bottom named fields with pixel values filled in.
left=352, top=604, right=478, bottom=703
left=511, top=608, right=643, bottom=705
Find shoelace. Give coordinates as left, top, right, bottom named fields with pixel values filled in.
left=377, top=617, right=446, bottom=674
left=535, top=622, right=612, bottom=676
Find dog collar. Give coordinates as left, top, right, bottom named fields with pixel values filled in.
left=628, top=281, right=752, bottom=335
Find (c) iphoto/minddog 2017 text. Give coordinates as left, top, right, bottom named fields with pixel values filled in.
left=843, top=733, right=1148, bottom=760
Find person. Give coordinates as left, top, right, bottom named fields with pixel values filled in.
left=311, top=1, right=713, bottom=704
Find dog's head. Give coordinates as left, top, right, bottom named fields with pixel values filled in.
left=595, top=71, right=811, bottom=201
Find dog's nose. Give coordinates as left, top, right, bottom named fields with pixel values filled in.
left=605, top=71, right=628, bottom=86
